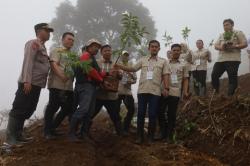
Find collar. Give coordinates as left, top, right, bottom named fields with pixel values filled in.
left=36, top=37, right=45, bottom=45
left=170, top=59, right=180, bottom=63
left=147, top=55, right=158, bottom=61
left=101, top=58, right=112, bottom=64
left=60, top=46, right=72, bottom=52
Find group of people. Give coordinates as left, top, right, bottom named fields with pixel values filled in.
left=5, top=18, right=248, bottom=146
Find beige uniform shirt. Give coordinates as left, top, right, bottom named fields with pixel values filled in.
left=215, top=30, right=247, bottom=62
left=18, top=39, right=50, bottom=88
left=168, top=60, right=189, bottom=97
left=47, top=47, right=74, bottom=91
left=180, top=51, right=192, bottom=72
left=96, top=59, right=118, bottom=100
left=118, top=62, right=137, bottom=96
left=192, top=48, right=211, bottom=71
left=131, top=55, right=170, bottom=96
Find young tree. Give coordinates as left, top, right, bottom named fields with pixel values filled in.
left=114, top=12, right=149, bottom=60
left=162, top=31, right=173, bottom=49
left=181, top=26, right=191, bottom=47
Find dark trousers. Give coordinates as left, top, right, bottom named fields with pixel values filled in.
left=92, top=99, right=122, bottom=135
left=158, top=96, right=179, bottom=139
left=211, top=61, right=240, bottom=95
left=71, top=83, right=96, bottom=135
left=44, top=88, right=74, bottom=135
left=137, top=93, right=160, bottom=139
left=118, top=95, right=135, bottom=132
left=192, top=70, right=207, bottom=96
left=9, top=83, right=41, bottom=120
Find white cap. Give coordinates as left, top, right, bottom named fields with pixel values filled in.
left=86, top=38, right=101, bottom=47
left=122, top=50, right=129, bottom=56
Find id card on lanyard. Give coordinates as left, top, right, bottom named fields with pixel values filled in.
left=171, top=74, right=178, bottom=84
left=146, top=62, right=154, bottom=80
left=170, top=64, right=178, bottom=84
left=102, top=63, right=110, bottom=73
left=195, top=58, right=201, bottom=66
left=121, top=73, right=128, bottom=84
left=196, top=53, right=201, bottom=66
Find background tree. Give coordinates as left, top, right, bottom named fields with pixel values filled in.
left=181, top=26, right=191, bottom=47
left=162, top=31, right=173, bottom=49
left=51, top=0, right=157, bottom=59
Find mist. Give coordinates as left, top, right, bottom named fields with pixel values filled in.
left=0, top=0, right=249, bottom=123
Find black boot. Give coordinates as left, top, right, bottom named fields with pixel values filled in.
left=200, top=87, right=206, bottom=97
left=16, top=119, right=33, bottom=143
left=135, top=122, right=144, bottom=144
left=68, top=118, right=81, bottom=142
left=148, top=121, right=156, bottom=144
left=114, top=120, right=123, bottom=136
left=6, top=116, right=21, bottom=145
left=78, top=120, right=90, bottom=140
left=135, top=130, right=144, bottom=144
left=228, top=84, right=236, bottom=96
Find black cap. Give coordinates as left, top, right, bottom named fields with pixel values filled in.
left=34, top=23, right=54, bottom=33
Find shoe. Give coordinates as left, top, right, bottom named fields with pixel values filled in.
left=135, top=137, right=143, bottom=144
left=51, top=130, right=64, bottom=136
left=68, top=135, right=82, bottom=143
left=148, top=136, right=155, bottom=144
left=44, top=134, right=56, bottom=140
left=17, top=135, right=33, bottom=143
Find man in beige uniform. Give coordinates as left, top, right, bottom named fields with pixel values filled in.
left=158, top=44, right=189, bottom=143
left=115, top=40, right=170, bottom=144
left=44, top=32, right=75, bottom=139
left=212, top=19, right=247, bottom=95
left=90, top=44, right=123, bottom=136
left=117, top=51, right=137, bottom=134
left=180, top=43, right=193, bottom=94
left=6, top=23, right=53, bottom=145
left=192, top=39, right=212, bottom=96
left=247, top=38, right=250, bottom=73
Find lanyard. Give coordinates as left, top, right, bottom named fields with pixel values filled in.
left=102, top=63, right=110, bottom=72
left=147, top=60, right=154, bottom=71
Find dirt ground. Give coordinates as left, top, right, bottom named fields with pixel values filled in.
left=1, top=73, right=250, bottom=166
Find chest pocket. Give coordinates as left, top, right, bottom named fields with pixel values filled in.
left=36, top=47, right=49, bottom=64
left=152, top=63, right=164, bottom=86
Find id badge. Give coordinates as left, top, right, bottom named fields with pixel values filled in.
left=171, top=74, right=178, bottom=84
left=196, top=59, right=201, bottom=66
left=146, top=71, right=153, bottom=80
left=121, top=74, right=128, bottom=84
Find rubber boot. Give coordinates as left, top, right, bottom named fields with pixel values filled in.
left=135, top=120, right=144, bottom=144
left=148, top=121, right=156, bottom=144
left=200, top=86, right=206, bottom=97
left=68, top=118, right=81, bottom=143
left=228, top=84, right=236, bottom=96
left=6, top=116, right=21, bottom=146
left=79, top=119, right=92, bottom=140
left=16, top=118, right=33, bottom=143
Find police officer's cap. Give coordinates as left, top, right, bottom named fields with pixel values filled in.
left=34, top=23, right=54, bottom=33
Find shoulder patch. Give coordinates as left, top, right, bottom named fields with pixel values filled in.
left=31, top=41, right=40, bottom=50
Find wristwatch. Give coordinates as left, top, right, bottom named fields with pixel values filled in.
left=165, top=87, right=170, bottom=91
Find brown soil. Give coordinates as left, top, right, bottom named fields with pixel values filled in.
left=1, top=73, right=250, bottom=166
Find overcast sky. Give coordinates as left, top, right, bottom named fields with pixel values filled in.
left=0, top=0, right=250, bottom=116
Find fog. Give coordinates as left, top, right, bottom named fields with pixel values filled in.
left=0, top=0, right=249, bottom=122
